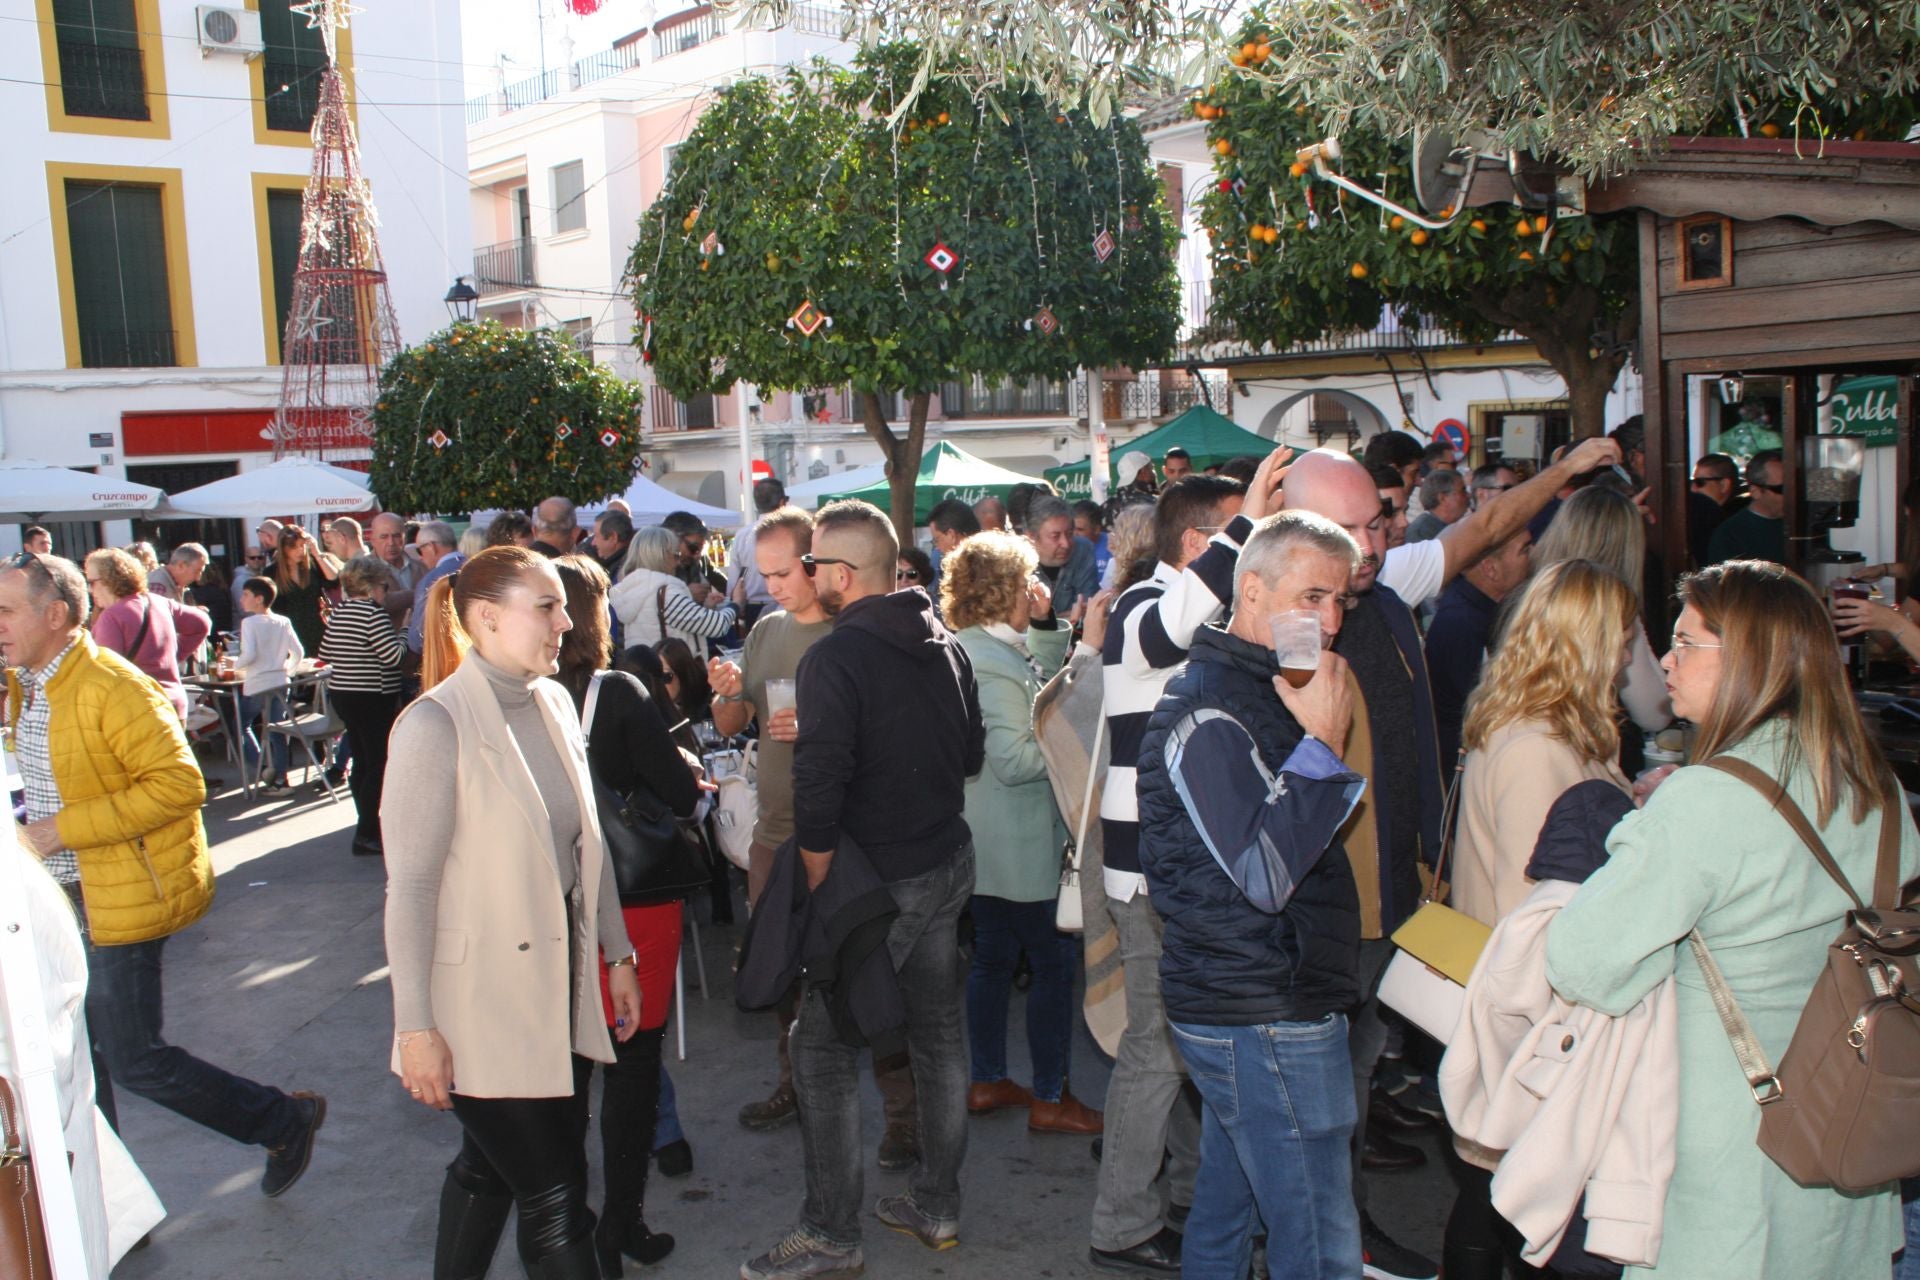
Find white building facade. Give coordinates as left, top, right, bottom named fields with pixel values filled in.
left=0, top=0, right=469, bottom=561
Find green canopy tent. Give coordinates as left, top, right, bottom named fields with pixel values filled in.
left=1044, top=405, right=1273, bottom=500
left=820, top=439, right=1054, bottom=525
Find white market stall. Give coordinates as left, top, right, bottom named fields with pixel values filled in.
left=583, top=472, right=742, bottom=530
left=784, top=462, right=888, bottom=510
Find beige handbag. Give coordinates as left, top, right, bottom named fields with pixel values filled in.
left=1379, top=750, right=1491, bottom=1044
left=1056, top=716, right=1105, bottom=933
left=1691, top=758, right=1920, bottom=1192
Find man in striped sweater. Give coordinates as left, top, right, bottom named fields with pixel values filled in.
left=1088, top=451, right=1287, bottom=1276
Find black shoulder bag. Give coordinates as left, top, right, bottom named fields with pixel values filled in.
left=582, top=671, right=709, bottom=905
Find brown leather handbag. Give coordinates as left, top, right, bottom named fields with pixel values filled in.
left=0, top=1077, right=51, bottom=1278
left=1691, top=757, right=1920, bottom=1192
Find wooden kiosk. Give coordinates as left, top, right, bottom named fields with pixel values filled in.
left=1587, top=137, right=1920, bottom=629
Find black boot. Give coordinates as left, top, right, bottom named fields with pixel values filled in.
left=524, top=1233, right=603, bottom=1280
left=1441, top=1243, right=1511, bottom=1280
left=434, top=1167, right=513, bottom=1280
left=594, top=1216, right=675, bottom=1276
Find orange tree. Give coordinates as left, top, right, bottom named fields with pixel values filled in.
left=629, top=45, right=1179, bottom=541
left=1194, top=27, right=1639, bottom=439
left=368, top=320, right=642, bottom=514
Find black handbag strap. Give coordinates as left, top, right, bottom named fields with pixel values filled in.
left=1427, top=747, right=1467, bottom=905
left=131, top=592, right=154, bottom=660
left=1705, top=757, right=1900, bottom=909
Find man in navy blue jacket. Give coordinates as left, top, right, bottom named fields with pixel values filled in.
left=1137, top=511, right=1368, bottom=1280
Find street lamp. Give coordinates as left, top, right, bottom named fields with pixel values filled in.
left=444, top=276, right=479, bottom=325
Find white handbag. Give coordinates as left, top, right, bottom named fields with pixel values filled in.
left=1377, top=750, right=1490, bottom=1045
left=1056, top=716, right=1105, bottom=933
left=709, top=740, right=758, bottom=872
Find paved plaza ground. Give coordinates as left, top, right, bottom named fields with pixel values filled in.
left=106, top=754, right=1453, bottom=1279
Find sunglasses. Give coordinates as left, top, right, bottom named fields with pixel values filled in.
left=1750, top=482, right=1785, bottom=494
left=1379, top=499, right=1405, bottom=518
left=1475, top=483, right=1515, bottom=494
left=897, top=568, right=922, bottom=582
left=801, top=554, right=857, bottom=578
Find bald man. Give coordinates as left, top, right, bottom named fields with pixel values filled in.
left=1277, top=437, right=1619, bottom=1275
left=748, top=498, right=983, bottom=1276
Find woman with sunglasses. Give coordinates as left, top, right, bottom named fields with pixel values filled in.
left=1546, top=560, right=1919, bottom=1279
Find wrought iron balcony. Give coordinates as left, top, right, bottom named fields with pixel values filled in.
left=939, top=377, right=1069, bottom=418
left=1166, top=276, right=1527, bottom=367
left=653, top=8, right=727, bottom=59
left=56, top=41, right=149, bottom=121
left=79, top=326, right=176, bottom=369
left=649, top=386, right=716, bottom=432
left=473, top=239, right=536, bottom=296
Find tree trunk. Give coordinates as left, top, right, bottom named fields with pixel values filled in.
left=857, top=390, right=931, bottom=546
left=1465, top=280, right=1634, bottom=441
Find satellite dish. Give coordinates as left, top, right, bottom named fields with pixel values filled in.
left=1412, top=129, right=1477, bottom=214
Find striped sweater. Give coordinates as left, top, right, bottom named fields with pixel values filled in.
left=317, top=598, right=405, bottom=695
left=1098, top=514, right=1251, bottom=900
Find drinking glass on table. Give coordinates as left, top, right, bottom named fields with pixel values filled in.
left=1269, top=610, right=1324, bottom=689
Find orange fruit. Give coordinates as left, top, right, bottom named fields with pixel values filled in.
left=1560, top=251, right=1574, bottom=264
left=1760, top=122, right=1781, bottom=138
left=1470, top=218, right=1487, bottom=232
left=1242, top=41, right=1259, bottom=59
left=1265, top=226, right=1281, bottom=243
left=1439, top=205, right=1454, bottom=218
left=1390, top=214, right=1405, bottom=230
left=1216, top=138, right=1234, bottom=155
left=1289, top=161, right=1307, bottom=177
left=1296, top=220, right=1308, bottom=231
left=938, top=111, right=950, bottom=124
left=1231, top=51, right=1248, bottom=67
left=1514, top=217, right=1532, bottom=236
left=1853, top=128, right=1869, bottom=141
left=1255, top=43, right=1272, bottom=62
left=1350, top=262, right=1368, bottom=279
left=1410, top=229, right=1430, bottom=246
left=1518, top=250, right=1534, bottom=261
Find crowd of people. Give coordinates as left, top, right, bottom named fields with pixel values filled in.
left=5, top=413, right=1919, bottom=1280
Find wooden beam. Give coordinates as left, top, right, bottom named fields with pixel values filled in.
left=1782, top=370, right=1816, bottom=576
left=1900, top=375, right=1917, bottom=605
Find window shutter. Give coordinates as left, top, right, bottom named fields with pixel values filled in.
left=66, top=181, right=177, bottom=367
left=266, top=189, right=304, bottom=361
left=552, top=161, right=586, bottom=234
left=52, top=0, right=149, bottom=120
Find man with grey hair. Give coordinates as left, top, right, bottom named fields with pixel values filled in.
left=368, top=512, right=420, bottom=628
left=1025, top=493, right=1099, bottom=618
left=405, top=520, right=463, bottom=656
left=591, top=508, right=635, bottom=581
left=149, top=542, right=209, bottom=601
left=1406, top=471, right=1469, bottom=543
left=1134, top=511, right=1367, bottom=1279
left=0, top=552, right=326, bottom=1198
left=256, top=519, right=285, bottom=559
left=532, top=495, right=578, bottom=557
left=973, top=494, right=1007, bottom=532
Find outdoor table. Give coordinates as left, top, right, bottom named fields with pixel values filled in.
left=183, top=661, right=332, bottom=799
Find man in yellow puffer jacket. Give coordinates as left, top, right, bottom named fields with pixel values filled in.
left=1, top=551, right=326, bottom=1199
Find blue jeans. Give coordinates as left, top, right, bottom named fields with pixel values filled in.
left=234, top=689, right=290, bottom=778
left=86, top=935, right=302, bottom=1149
left=653, top=1064, right=684, bottom=1148
left=1897, top=1180, right=1920, bottom=1280
left=792, top=845, right=975, bottom=1245
left=966, top=894, right=1075, bottom=1102
left=1170, top=1014, right=1360, bottom=1280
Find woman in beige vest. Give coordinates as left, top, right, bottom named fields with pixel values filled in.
left=383, top=546, right=643, bottom=1280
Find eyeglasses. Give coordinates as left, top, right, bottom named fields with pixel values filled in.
left=801, top=554, right=857, bottom=578
left=1669, top=633, right=1724, bottom=661
left=1749, top=482, right=1784, bottom=494
left=1475, top=483, right=1515, bottom=494
left=1691, top=475, right=1732, bottom=487
left=897, top=568, right=922, bottom=582
left=1379, top=499, right=1405, bottom=518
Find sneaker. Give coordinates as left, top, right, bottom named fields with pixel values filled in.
left=258, top=776, right=292, bottom=796
left=739, top=1083, right=799, bottom=1132
left=873, top=1193, right=957, bottom=1251
left=740, top=1227, right=865, bottom=1279
left=260, top=1092, right=326, bottom=1197
left=1360, top=1214, right=1438, bottom=1280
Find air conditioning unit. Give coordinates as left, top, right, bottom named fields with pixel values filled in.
left=196, top=5, right=264, bottom=57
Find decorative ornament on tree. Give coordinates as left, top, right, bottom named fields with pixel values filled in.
left=1092, top=228, right=1116, bottom=262
left=556, top=422, right=574, bottom=441
left=924, top=241, right=957, bottom=291
left=599, top=429, right=622, bottom=449
left=700, top=230, right=724, bottom=257
left=1025, top=305, right=1059, bottom=336
left=428, top=428, right=452, bottom=450
left=787, top=299, right=829, bottom=336
left=1124, top=205, right=1143, bottom=233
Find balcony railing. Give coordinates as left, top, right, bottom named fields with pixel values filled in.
left=1168, top=276, right=1527, bottom=366
left=263, top=56, right=323, bottom=132
left=473, top=239, right=535, bottom=296
left=649, top=386, right=716, bottom=432
left=791, top=2, right=845, bottom=36
left=56, top=42, right=149, bottom=121
left=654, top=8, right=728, bottom=59
left=939, top=377, right=1069, bottom=418
left=79, top=326, right=177, bottom=369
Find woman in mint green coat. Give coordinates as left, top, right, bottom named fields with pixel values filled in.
left=942, top=531, right=1103, bottom=1135
left=1546, top=561, right=1920, bottom=1279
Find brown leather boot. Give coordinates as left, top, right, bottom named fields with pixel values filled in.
left=967, top=1078, right=1034, bottom=1114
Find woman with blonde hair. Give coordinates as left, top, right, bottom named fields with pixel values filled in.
left=610, top=526, right=738, bottom=651
left=942, top=531, right=1103, bottom=1135
left=1547, top=561, right=1920, bottom=1278
left=384, top=545, right=644, bottom=1279
left=1529, top=485, right=1672, bottom=733
left=1103, top=500, right=1157, bottom=591
left=1441, top=557, right=1639, bottom=1276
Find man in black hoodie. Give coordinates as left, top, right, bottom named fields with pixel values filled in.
left=743, top=500, right=985, bottom=1280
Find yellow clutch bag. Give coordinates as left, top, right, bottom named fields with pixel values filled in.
left=1389, top=900, right=1490, bottom=988
left=1377, top=751, right=1490, bottom=1044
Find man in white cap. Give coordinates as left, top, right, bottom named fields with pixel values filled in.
left=1104, top=451, right=1159, bottom=523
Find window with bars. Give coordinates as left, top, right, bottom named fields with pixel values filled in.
left=560, top=318, right=595, bottom=363
left=52, top=0, right=150, bottom=121
left=65, top=180, right=177, bottom=368
left=266, top=189, right=303, bottom=361
left=258, top=0, right=328, bottom=133
left=551, top=161, right=586, bottom=234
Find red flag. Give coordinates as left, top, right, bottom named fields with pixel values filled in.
left=567, top=0, right=602, bottom=13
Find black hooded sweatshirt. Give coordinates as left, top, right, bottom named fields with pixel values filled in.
left=793, top=588, right=985, bottom=881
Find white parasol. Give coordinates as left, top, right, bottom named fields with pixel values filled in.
left=0, top=460, right=168, bottom=522
left=159, top=457, right=376, bottom=520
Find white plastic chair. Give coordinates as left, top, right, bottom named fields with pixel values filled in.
left=263, top=677, right=346, bottom=804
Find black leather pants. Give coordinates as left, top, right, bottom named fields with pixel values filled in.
left=448, top=1055, right=597, bottom=1266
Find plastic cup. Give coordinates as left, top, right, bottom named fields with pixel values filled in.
left=1269, top=610, right=1323, bottom=688
left=764, top=678, right=797, bottom=717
